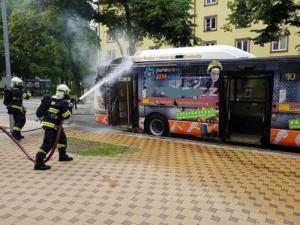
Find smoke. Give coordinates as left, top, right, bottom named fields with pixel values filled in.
left=79, top=57, right=133, bottom=101
left=65, top=15, right=99, bottom=87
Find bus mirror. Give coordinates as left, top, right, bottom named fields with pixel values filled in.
left=174, top=100, right=178, bottom=106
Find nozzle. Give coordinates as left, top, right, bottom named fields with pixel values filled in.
left=70, top=98, right=79, bottom=110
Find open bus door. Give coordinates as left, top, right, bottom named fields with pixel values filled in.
left=222, top=73, right=273, bottom=145
left=108, top=76, right=137, bottom=129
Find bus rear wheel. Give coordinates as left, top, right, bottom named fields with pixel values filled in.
left=147, top=115, right=169, bottom=136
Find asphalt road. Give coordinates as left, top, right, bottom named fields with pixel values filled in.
left=0, top=97, right=103, bottom=130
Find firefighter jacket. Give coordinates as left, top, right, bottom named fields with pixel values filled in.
left=36, top=95, right=72, bottom=130
left=8, top=87, right=31, bottom=113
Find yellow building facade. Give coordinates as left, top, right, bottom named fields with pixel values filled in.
left=99, top=0, right=300, bottom=62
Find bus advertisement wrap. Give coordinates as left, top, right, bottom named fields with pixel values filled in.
left=94, top=46, right=300, bottom=148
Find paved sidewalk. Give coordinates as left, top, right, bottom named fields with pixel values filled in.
left=0, top=117, right=299, bottom=225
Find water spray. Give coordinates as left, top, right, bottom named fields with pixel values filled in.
left=78, top=58, right=133, bottom=101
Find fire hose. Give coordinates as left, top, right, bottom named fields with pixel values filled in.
left=0, top=98, right=88, bottom=162
left=0, top=120, right=64, bottom=163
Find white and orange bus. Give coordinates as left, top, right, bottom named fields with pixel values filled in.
left=94, top=45, right=300, bottom=148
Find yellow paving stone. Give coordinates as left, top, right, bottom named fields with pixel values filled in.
left=84, top=213, right=111, bottom=223
left=144, top=215, right=164, bottom=224
left=26, top=209, right=45, bottom=218
left=1, top=119, right=300, bottom=225
left=113, top=214, right=131, bottom=223
left=132, top=208, right=150, bottom=216
left=16, top=217, right=37, bottom=225
left=129, top=214, right=146, bottom=224
left=58, top=211, right=79, bottom=221
left=195, top=217, right=217, bottom=225
left=66, top=203, right=85, bottom=211
left=11, top=210, right=30, bottom=218
left=214, top=210, right=232, bottom=221
left=0, top=208, right=15, bottom=215
left=163, top=216, right=183, bottom=225
left=217, top=221, right=237, bottom=225
left=163, top=207, right=180, bottom=216
left=148, top=208, right=164, bottom=217
left=42, top=210, right=62, bottom=220
left=116, top=206, right=131, bottom=214
left=70, top=221, right=87, bottom=225
left=31, top=219, right=55, bottom=225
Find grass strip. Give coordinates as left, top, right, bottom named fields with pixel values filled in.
left=68, top=137, right=136, bottom=156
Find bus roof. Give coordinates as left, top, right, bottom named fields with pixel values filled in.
left=132, top=45, right=256, bottom=62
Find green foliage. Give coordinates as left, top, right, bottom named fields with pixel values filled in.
left=133, top=0, right=199, bottom=47
left=76, top=145, right=135, bottom=156
left=225, top=0, right=300, bottom=46
left=1, top=0, right=98, bottom=95
left=8, top=6, right=68, bottom=81
left=94, top=0, right=199, bottom=54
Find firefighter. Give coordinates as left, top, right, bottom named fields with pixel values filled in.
left=34, top=84, right=74, bottom=170
left=3, top=77, right=31, bottom=140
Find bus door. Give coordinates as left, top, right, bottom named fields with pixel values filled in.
left=110, top=76, right=134, bottom=128
left=223, top=75, right=272, bottom=145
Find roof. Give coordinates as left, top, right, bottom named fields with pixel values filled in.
left=132, top=45, right=256, bottom=62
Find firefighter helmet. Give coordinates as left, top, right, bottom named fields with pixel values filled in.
left=11, top=77, right=24, bottom=88
left=56, top=84, right=70, bottom=97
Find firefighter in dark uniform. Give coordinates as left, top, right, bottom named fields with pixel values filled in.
left=4, top=77, right=31, bottom=140
left=34, top=84, right=74, bottom=170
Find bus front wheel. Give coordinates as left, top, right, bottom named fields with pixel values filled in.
left=146, top=115, right=169, bottom=136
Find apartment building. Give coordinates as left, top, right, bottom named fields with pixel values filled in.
left=98, top=0, right=300, bottom=62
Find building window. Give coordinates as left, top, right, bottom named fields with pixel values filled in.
left=107, top=50, right=116, bottom=62
left=204, top=16, right=217, bottom=31
left=271, top=36, right=288, bottom=52
left=107, top=32, right=115, bottom=43
left=204, top=0, right=217, bottom=6
left=203, top=41, right=217, bottom=46
left=235, top=39, right=250, bottom=52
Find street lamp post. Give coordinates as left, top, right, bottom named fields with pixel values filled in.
left=1, top=0, right=14, bottom=132
left=93, top=0, right=101, bottom=65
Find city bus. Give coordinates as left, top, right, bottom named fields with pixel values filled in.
left=94, top=45, right=300, bottom=148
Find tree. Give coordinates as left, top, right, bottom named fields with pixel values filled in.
left=1, top=0, right=99, bottom=96
left=94, top=0, right=199, bottom=55
left=7, top=5, right=68, bottom=82
left=22, top=0, right=98, bottom=95
left=224, top=0, right=300, bottom=46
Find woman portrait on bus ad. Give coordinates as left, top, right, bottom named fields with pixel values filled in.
left=205, top=61, right=222, bottom=96
left=205, top=67, right=220, bottom=96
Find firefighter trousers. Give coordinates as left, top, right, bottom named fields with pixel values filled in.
left=12, top=111, right=26, bottom=137
left=39, top=127, right=67, bottom=155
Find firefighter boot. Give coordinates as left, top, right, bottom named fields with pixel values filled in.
left=58, top=149, right=73, bottom=161
left=12, top=130, right=21, bottom=141
left=34, top=152, right=51, bottom=170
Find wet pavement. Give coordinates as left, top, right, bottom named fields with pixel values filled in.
left=0, top=110, right=300, bottom=225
